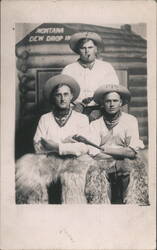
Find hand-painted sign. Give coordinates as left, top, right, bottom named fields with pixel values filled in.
left=17, top=23, right=76, bottom=47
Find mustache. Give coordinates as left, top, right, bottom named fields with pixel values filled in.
left=60, top=101, right=66, bottom=103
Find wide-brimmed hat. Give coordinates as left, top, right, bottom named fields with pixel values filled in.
left=43, top=74, right=80, bottom=102
left=93, top=84, right=131, bottom=106
left=69, top=32, right=102, bottom=54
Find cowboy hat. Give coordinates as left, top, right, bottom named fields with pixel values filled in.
left=69, top=32, right=102, bottom=54
left=93, top=84, right=131, bottom=106
left=43, top=74, right=80, bottom=102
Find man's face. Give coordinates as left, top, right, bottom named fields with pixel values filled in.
left=79, top=40, right=97, bottom=63
left=103, top=92, right=122, bottom=115
left=53, top=85, right=73, bottom=109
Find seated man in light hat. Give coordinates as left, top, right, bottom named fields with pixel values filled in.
left=16, top=74, right=102, bottom=204
left=33, top=74, right=88, bottom=156
left=62, top=32, right=119, bottom=120
left=85, top=84, right=149, bottom=205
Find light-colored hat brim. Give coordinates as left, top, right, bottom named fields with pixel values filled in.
left=70, top=32, right=102, bottom=53
left=93, top=84, right=131, bottom=106
left=43, top=74, right=80, bottom=102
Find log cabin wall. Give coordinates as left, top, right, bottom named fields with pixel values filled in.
left=15, top=23, right=148, bottom=158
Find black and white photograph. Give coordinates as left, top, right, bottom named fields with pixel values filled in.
left=1, top=1, right=156, bottom=249
left=15, top=22, right=149, bottom=205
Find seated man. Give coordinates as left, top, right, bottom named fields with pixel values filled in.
left=15, top=74, right=101, bottom=204
left=85, top=84, right=149, bottom=205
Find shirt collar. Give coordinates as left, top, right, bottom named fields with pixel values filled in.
left=52, top=107, right=72, bottom=127
left=78, top=59, right=95, bottom=70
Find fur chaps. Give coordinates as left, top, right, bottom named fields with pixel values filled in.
left=85, top=154, right=149, bottom=205
left=123, top=156, right=149, bottom=205
left=15, top=153, right=97, bottom=204
left=15, top=151, right=149, bottom=205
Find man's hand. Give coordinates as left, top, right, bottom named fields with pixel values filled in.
left=94, top=152, right=113, bottom=160
left=100, top=144, right=136, bottom=159
left=40, top=138, right=59, bottom=153
left=62, top=136, right=77, bottom=143
left=82, top=97, right=93, bottom=105
left=73, top=103, right=84, bottom=113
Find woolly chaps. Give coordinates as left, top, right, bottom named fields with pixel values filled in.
left=15, top=153, right=98, bottom=204
left=16, top=153, right=149, bottom=205
left=85, top=154, right=149, bottom=205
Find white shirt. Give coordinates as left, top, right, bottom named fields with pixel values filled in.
left=62, top=59, right=119, bottom=104
left=33, top=110, right=90, bottom=156
left=89, top=112, right=144, bottom=156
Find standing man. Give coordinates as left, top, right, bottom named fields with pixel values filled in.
left=85, top=84, right=149, bottom=205
left=62, top=32, right=119, bottom=118
left=16, top=74, right=101, bottom=204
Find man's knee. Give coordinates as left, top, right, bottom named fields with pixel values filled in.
left=15, top=154, right=53, bottom=204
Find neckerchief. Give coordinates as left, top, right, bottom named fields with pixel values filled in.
left=78, top=59, right=95, bottom=70
left=102, top=110, right=122, bottom=130
left=52, top=107, right=72, bottom=127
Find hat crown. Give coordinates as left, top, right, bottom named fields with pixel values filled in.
left=69, top=31, right=102, bottom=54
left=43, top=74, right=80, bottom=102
left=93, top=84, right=131, bottom=106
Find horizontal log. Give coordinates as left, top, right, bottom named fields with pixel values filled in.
left=16, top=58, right=25, bottom=71
left=131, top=96, right=148, bottom=102
left=102, top=39, right=146, bottom=48
left=87, top=29, right=145, bottom=40
left=130, top=100, right=147, bottom=107
left=16, top=44, right=74, bottom=56
left=25, top=80, right=36, bottom=90
left=16, top=48, right=30, bottom=59
left=129, top=106, right=147, bottom=112
left=129, top=75, right=147, bottom=81
left=104, top=46, right=146, bottom=53
left=19, top=80, right=36, bottom=91
left=129, top=85, right=147, bottom=91
left=17, top=54, right=146, bottom=69
left=129, top=86, right=147, bottom=96
left=139, top=123, right=148, bottom=129
left=129, top=75, right=147, bottom=87
left=15, top=56, right=146, bottom=74
left=17, top=63, right=29, bottom=73
left=18, top=75, right=28, bottom=85
left=17, top=69, right=36, bottom=81
left=129, top=108, right=148, bottom=117
left=16, top=58, right=30, bottom=73
left=16, top=43, right=147, bottom=58
left=137, top=116, right=148, bottom=124
left=19, top=83, right=28, bottom=94
left=16, top=44, right=147, bottom=59
left=100, top=31, right=146, bottom=42
left=19, top=80, right=35, bottom=93
left=102, top=57, right=146, bottom=63
left=102, top=29, right=143, bottom=39
left=101, top=52, right=146, bottom=59
left=111, top=62, right=146, bottom=70
left=16, top=54, right=146, bottom=70
left=139, top=126, right=148, bottom=137
left=137, top=119, right=148, bottom=128
left=24, top=55, right=146, bottom=70
left=26, top=55, right=79, bottom=68
left=128, top=68, right=147, bottom=75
